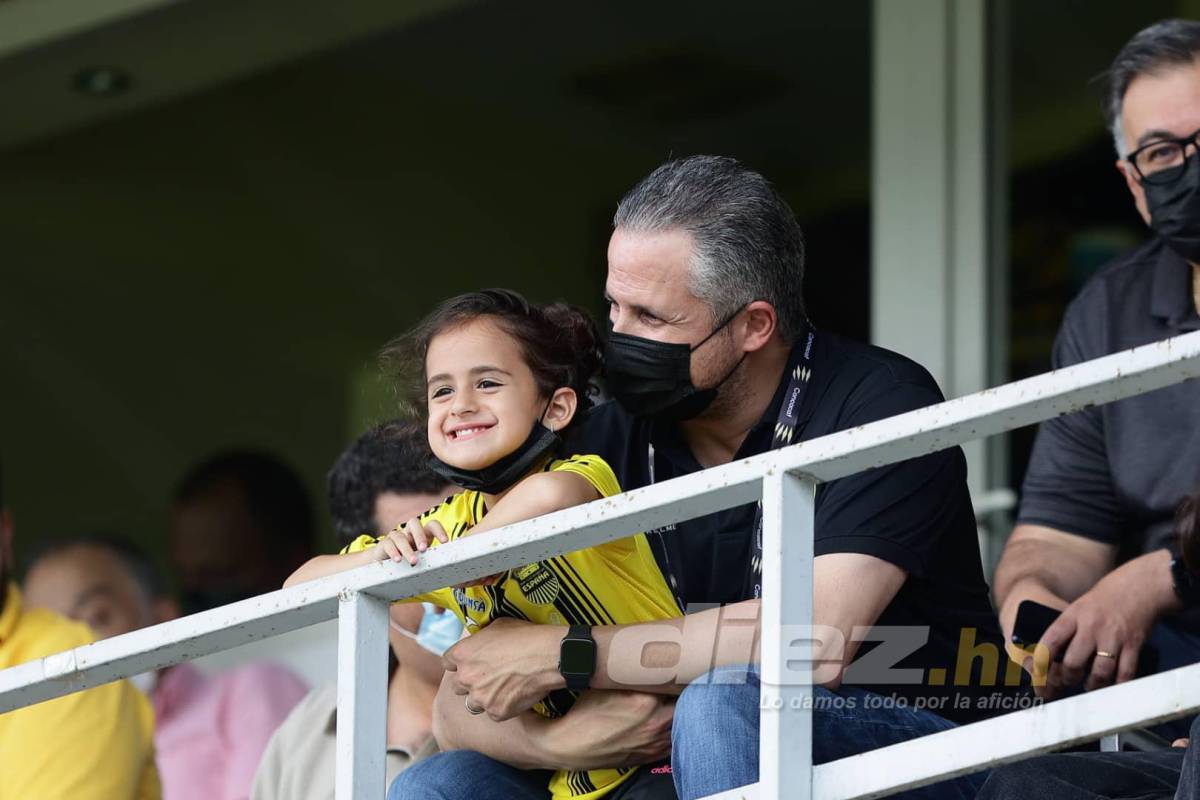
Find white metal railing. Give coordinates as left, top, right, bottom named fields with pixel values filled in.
left=4, top=330, right=1200, bottom=799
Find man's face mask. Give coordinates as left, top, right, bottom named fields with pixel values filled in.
left=1144, top=152, right=1200, bottom=264
left=604, top=308, right=745, bottom=422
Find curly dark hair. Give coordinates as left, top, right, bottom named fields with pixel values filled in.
left=326, top=419, right=448, bottom=545
left=381, top=289, right=602, bottom=439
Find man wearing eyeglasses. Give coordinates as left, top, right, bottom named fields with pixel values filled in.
left=994, top=18, right=1200, bottom=719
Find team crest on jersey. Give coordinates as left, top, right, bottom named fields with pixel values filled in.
left=514, top=562, right=560, bottom=605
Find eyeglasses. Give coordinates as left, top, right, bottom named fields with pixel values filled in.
left=1127, top=127, right=1200, bottom=186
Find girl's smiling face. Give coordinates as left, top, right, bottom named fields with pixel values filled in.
left=425, top=317, right=548, bottom=471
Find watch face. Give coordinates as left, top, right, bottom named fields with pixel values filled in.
left=560, top=638, right=595, bottom=675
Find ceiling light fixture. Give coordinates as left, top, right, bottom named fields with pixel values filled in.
left=73, top=66, right=132, bottom=97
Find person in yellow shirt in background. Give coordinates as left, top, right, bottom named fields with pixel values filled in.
left=286, top=289, right=680, bottom=800
left=0, top=458, right=161, bottom=799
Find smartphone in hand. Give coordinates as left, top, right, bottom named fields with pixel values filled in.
left=1010, top=598, right=1161, bottom=677
left=1011, top=599, right=1062, bottom=651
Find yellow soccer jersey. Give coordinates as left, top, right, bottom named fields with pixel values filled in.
left=342, top=454, right=680, bottom=800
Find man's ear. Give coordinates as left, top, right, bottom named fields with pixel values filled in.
left=544, top=388, right=578, bottom=433
left=740, top=301, right=779, bottom=353
left=1117, top=159, right=1153, bottom=226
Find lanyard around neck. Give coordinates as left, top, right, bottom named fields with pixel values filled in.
left=645, top=325, right=816, bottom=606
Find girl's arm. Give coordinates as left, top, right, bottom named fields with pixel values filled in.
left=468, top=471, right=601, bottom=536
left=283, top=547, right=382, bottom=588
left=289, top=471, right=600, bottom=589
left=283, top=526, right=450, bottom=587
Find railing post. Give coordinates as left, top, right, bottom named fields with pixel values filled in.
left=335, top=590, right=390, bottom=800
left=759, top=470, right=816, bottom=799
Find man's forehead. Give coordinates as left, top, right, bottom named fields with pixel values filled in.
left=606, top=228, right=702, bottom=307
left=1122, top=60, right=1200, bottom=145
left=36, top=545, right=129, bottom=588
left=25, top=549, right=126, bottom=613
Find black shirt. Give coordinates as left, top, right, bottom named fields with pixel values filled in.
left=574, top=331, right=1010, bottom=723
left=1019, top=238, right=1200, bottom=563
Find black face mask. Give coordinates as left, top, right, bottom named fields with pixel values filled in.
left=428, top=417, right=562, bottom=495
left=1145, top=154, right=1200, bottom=263
left=604, top=310, right=744, bottom=422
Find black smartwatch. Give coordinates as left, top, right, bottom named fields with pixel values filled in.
left=1171, top=554, right=1200, bottom=607
left=558, top=625, right=596, bottom=691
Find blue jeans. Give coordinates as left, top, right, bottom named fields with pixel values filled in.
left=388, top=750, right=675, bottom=799
left=671, top=665, right=987, bottom=800
left=976, top=715, right=1200, bottom=799
left=388, top=750, right=551, bottom=799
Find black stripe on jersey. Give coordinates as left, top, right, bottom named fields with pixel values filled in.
left=542, top=562, right=595, bottom=625
left=555, top=556, right=617, bottom=625
left=422, top=499, right=447, bottom=519
left=576, top=770, right=597, bottom=794
left=566, top=769, right=588, bottom=796
left=495, top=587, right=531, bottom=622
left=482, top=584, right=503, bottom=623
left=547, top=559, right=605, bottom=624
left=470, top=492, right=485, bottom=524
left=551, top=557, right=617, bottom=626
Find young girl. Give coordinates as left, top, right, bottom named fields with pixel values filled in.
left=286, top=289, right=681, bottom=800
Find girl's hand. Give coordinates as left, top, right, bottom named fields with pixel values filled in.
left=379, top=517, right=449, bottom=565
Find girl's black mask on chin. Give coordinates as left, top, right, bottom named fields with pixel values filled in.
left=428, top=419, right=562, bottom=495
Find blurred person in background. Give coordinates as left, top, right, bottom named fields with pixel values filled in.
left=252, top=419, right=459, bottom=799
left=23, top=533, right=308, bottom=800
left=169, top=450, right=315, bottom=613
left=995, top=19, right=1200, bottom=717
left=0, top=459, right=161, bottom=799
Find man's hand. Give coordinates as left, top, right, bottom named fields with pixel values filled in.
left=533, top=690, right=674, bottom=770
left=443, top=617, right=566, bottom=720
left=1030, top=549, right=1178, bottom=698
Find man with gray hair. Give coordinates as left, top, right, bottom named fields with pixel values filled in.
left=995, top=18, right=1200, bottom=712
left=391, top=155, right=1009, bottom=800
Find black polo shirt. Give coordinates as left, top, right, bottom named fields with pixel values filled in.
left=573, top=331, right=1010, bottom=723
left=1019, top=238, right=1200, bottom=571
